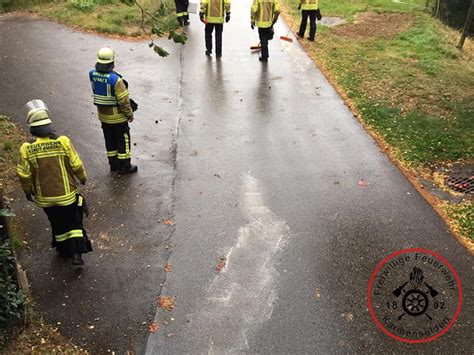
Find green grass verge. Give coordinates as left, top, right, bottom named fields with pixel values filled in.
left=441, top=201, right=473, bottom=241
left=283, top=1, right=473, bottom=241
left=4, top=0, right=177, bottom=36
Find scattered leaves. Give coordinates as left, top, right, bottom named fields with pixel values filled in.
left=158, top=296, right=176, bottom=311
left=164, top=262, right=173, bottom=272
left=149, top=321, right=159, bottom=333
left=358, top=179, right=367, bottom=187
left=163, top=219, right=174, bottom=226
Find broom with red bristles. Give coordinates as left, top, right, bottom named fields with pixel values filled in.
left=280, top=11, right=297, bottom=42
left=280, top=3, right=299, bottom=42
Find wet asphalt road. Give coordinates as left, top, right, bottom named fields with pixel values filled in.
left=1, top=1, right=473, bottom=353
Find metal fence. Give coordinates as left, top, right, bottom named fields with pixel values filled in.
left=430, top=0, right=474, bottom=33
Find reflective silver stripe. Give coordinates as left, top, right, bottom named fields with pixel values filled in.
left=93, top=94, right=118, bottom=105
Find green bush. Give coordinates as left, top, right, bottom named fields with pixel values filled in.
left=70, top=0, right=96, bottom=12
left=0, top=238, right=24, bottom=331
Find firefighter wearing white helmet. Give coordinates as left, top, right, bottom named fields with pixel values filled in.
left=89, top=46, right=138, bottom=174
left=17, top=100, right=92, bottom=266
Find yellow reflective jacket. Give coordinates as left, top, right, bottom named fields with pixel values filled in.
left=200, top=0, right=231, bottom=24
left=251, top=0, right=280, bottom=28
left=300, top=0, right=319, bottom=10
left=17, top=135, right=87, bottom=208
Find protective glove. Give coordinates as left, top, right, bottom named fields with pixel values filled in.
left=225, top=14, right=230, bottom=23
left=79, top=178, right=87, bottom=186
left=25, top=193, right=33, bottom=202
left=130, top=98, right=138, bottom=112
left=251, top=22, right=255, bottom=30
left=199, top=13, right=205, bottom=22
left=297, top=4, right=301, bottom=10
left=128, top=115, right=134, bottom=123
left=316, top=9, right=322, bottom=20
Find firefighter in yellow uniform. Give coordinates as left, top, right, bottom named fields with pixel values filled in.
left=89, top=47, right=138, bottom=174
left=200, top=0, right=231, bottom=58
left=17, top=100, right=92, bottom=266
left=251, top=0, right=280, bottom=62
left=297, top=0, right=321, bottom=41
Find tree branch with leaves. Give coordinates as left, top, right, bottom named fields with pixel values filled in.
left=121, top=0, right=188, bottom=57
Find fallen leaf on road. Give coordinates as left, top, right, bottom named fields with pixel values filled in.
left=190, top=150, right=198, bottom=156
left=149, top=322, right=159, bottom=333
left=358, top=179, right=367, bottom=187
left=163, top=219, right=174, bottom=226
left=215, top=256, right=227, bottom=273
left=158, top=296, right=176, bottom=311
left=314, top=290, right=321, bottom=299
left=341, top=313, right=354, bottom=321
left=164, top=262, right=173, bottom=272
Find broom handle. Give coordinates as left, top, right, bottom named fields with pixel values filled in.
left=285, top=7, right=298, bottom=36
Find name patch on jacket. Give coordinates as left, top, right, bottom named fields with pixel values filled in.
left=91, top=72, right=111, bottom=83
left=27, top=141, right=63, bottom=154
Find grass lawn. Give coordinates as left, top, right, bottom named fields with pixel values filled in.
left=282, top=1, right=473, bottom=242
left=4, top=0, right=177, bottom=36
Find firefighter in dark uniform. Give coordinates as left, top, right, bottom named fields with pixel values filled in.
left=297, top=0, right=321, bottom=41
left=251, top=0, right=280, bottom=62
left=89, top=47, right=138, bottom=174
left=175, top=0, right=190, bottom=26
left=17, top=100, right=92, bottom=266
left=200, top=0, right=231, bottom=58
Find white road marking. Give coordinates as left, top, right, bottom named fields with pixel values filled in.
left=191, top=174, right=291, bottom=353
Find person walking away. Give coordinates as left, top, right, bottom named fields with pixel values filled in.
left=17, top=100, right=92, bottom=266
left=175, top=0, right=190, bottom=26
left=297, top=0, right=321, bottom=41
left=251, top=0, right=280, bottom=62
left=89, top=47, right=138, bottom=174
left=200, top=0, right=231, bottom=58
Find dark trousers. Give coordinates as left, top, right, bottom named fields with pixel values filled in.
left=298, top=10, right=317, bottom=40
left=101, top=122, right=132, bottom=170
left=44, top=196, right=92, bottom=256
left=258, top=27, right=274, bottom=59
left=175, top=0, right=189, bottom=24
left=205, top=23, right=223, bottom=56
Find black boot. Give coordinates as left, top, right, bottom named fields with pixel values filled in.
left=109, top=157, right=119, bottom=172
left=119, top=164, right=138, bottom=174
left=72, top=253, right=84, bottom=266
